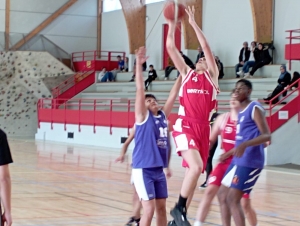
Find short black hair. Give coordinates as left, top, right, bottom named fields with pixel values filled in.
left=145, top=94, right=157, bottom=101
left=236, top=79, right=252, bottom=90
left=149, top=64, right=153, bottom=68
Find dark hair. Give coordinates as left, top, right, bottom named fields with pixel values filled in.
left=258, top=42, right=263, bottom=46
left=145, top=94, right=157, bottom=101
left=294, top=71, right=300, bottom=77
left=149, top=64, right=153, bottom=68
left=251, top=41, right=257, bottom=46
left=236, top=79, right=252, bottom=90
left=117, top=55, right=121, bottom=58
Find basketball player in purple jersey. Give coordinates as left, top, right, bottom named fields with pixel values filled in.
left=131, top=46, right=182, bottom=226
left=218, top=79, right=271, bottom=226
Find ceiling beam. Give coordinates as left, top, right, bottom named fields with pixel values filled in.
left=5, top=0, right=10, bottom=51
left=182, top=0, right=203, bottom=49
left=97, top=0, right=103, bottom=58
left=10, top=0, right=78, bottom=50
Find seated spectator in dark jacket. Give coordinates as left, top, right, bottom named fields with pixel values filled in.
left=164, top=56, right=176, bottom=80
left=289, top=71, right=300, bottom=89
left=263, top=65, right=291, bottom=104
left=215, top=56, right=224, bottom=79
left=145, top=65, right=158, bottom=91
left=245, top=43, right=272, bottom=78
left=235, top=42, right=251, bottom=78
left=237, top=41, right=258, bottom=77
left=195, top=46, right=205, bottom=64
left=123, top=57, right=129, bottom=72
left=117, top=55, right=125, bottom=71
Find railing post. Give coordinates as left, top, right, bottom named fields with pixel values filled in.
left=94, top=99, right=96, bottom=133
left=51, top=99, right=54, bottom=130
left=289, top=31, right=292, bottom=70
left=64, top=101, right=67, bottom=131
left=110, top=99, right=112, bottom=135
left=78, top=99, right=81, bottom=132
left=269, top=99, right=272, bottom=132
left=108, top=52, right=111, bottom=71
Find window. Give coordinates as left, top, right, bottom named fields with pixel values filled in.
left=103, top=0, right=122, bottom=12
left=145, top=0, right=164, bottom=4
left=103, top=0, right=164, bottom=13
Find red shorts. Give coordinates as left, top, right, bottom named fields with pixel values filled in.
left=208, top=161, right=250, bottom=199
left=172, top=118, right=210, bottom=173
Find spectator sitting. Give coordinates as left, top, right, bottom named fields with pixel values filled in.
left=145, top=65, right=158, bottom=91
left=123, top=57, right=129, bottom=72
left=164, top=56, right=176, bottom=80
left=195, top=46, right=205, bottom=64
left=289, top=71, right=300, bottom=90
left=263, top=65, right=291, bottom=104
left=215, top=56, right=224, bottom=79
left=237, top=41, right=258, bottom=77
left=98, top=67, right=116, bottom=82
left=235, top=41, right=251, bottom=78
left=129, top=59, right=147, bottom=82
left=245, top=43, right=272, bottom=78
left=117, top=55, right=125, bottom=71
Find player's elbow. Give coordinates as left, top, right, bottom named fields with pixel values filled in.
left=264, top=133, right=271, bottom=142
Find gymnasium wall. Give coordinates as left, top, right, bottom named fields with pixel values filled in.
left=0, top=51, right=73, bottom=137
left=0, top=0, right=97, bottom=53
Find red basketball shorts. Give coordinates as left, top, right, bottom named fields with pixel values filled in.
left=172, top=118, right=210, bottom=173
left=208, top=161, right=250, bottom=199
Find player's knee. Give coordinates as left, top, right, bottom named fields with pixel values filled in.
left=227, top=189, right=240, bottom=205
left=217, top=186, right=228, bottom=204
left=142, top=201, right=155, bottom=217
left=241, top=199, right=251, bottom=212
left=189, top=164, right=202, bottom=176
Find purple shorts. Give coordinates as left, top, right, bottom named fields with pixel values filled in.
left=131, top=167, right=168, bottom=200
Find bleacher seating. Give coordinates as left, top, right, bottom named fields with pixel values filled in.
left=69, top=64, right=298, bottom=116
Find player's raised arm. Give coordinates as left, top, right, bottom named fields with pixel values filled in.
left=185, top=6, right=219, bottom=84
left=134, top=47, right=148, bottom=123
left=162, top=75, right=182, bottom=117
left=166, top=20, right=189, bottom=78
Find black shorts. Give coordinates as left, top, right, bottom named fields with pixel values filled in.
left=0, top=129, right=13, bottom=166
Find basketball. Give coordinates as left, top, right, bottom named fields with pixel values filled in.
left=163, top=1, right=186, bottom=21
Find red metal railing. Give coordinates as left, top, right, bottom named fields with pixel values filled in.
left=72, top=50, right=126, bottom=72
left=285, top=29, right=300, bottom=70
left=51, top=62, right=96, bottom=103
left=37, top=90, right=300, bottom=137
left=265, top=78, right=300, bottom=131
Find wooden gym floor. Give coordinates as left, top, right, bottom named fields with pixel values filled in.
left=8, top=139, right=300, bottom=226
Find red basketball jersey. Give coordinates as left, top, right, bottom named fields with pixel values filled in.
left=178, top=69, right=219, bottom=122
left=220, top=112, right=236, bottom=164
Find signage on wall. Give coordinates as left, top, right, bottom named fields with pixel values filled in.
left=86, top=61, right=91, bottom=68
left=278, top=111, right=288, bottom=120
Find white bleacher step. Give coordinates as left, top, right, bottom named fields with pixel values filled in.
left=114, top=70, right=178, bottom=82
left=223, top=64, right=282, bottom=79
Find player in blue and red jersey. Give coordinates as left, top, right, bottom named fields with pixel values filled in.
left=218, top=79, right=271, bottom=226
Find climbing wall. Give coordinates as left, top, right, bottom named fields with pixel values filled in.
left=0, top=51, right=73, bottom=137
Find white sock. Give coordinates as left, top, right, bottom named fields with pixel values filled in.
left=194, top=221, right=203, bottom=226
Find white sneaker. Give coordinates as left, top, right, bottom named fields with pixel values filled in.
left=243, top=73, right=252, bottom=78
left=164, top=77, right=168, bottom=81
left=237, top=70, right=244, bottom=76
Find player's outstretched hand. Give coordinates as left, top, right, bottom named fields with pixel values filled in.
left=185, top=5, right=196, bottom=25
left=166, top=168, right=172, bottom=179
left=135, top=46, right=148, bottom=65
left=2, top=211, right=12, bottom=226
left=115, top=155, right=125, bottom=163
left=234, top=143, right=247, bottom=157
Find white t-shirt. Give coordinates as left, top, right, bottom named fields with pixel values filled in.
left=249, top=48, right=255, bottom=61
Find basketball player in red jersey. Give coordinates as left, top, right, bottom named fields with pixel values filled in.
left=166, top=6, right=219, bottom=226
left=193, top=92, right=258, bottom=226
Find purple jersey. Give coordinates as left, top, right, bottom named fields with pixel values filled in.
left=132, top=110, right=169, bottom=169
left=232, top=101, right=265, bottom=169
